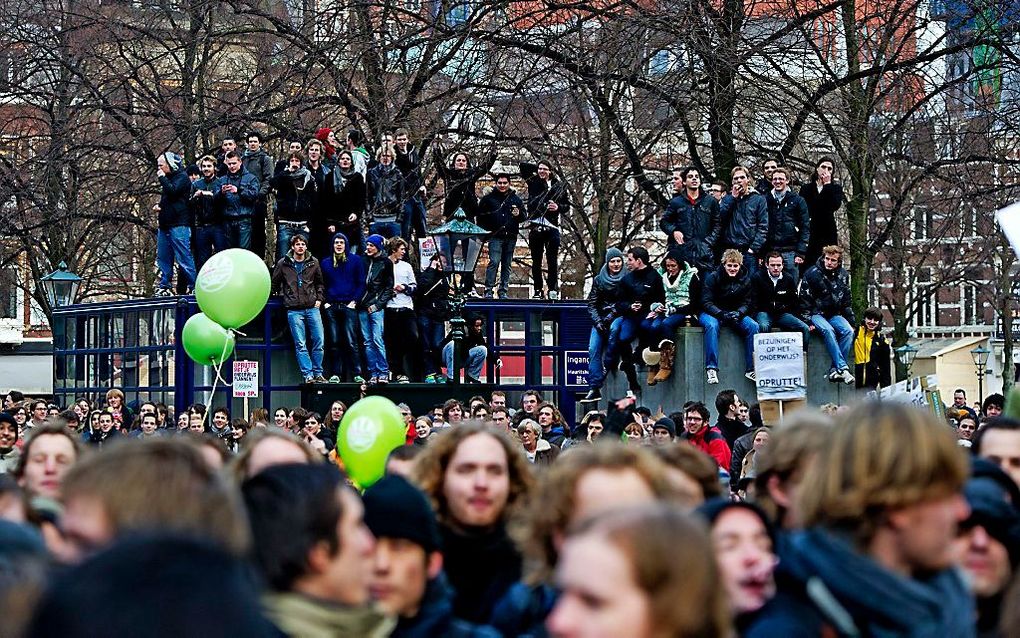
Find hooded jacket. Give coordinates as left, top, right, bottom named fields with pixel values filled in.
left=765, top=189, right=810, bottom=256
left=719, top=191, right=769, bottom=254
left=680, top=424, right=730, bottom=469
left=659, top=261, right=700, bottom=314
left=587, top=247, right=625, bottom=330
left=157, top=167, right=193, bottom=230
left=360, top=254, right=395, bottom=312
left=271, top=252, right=324, bottom=310
left=242, top=149, right=275, bottom=198
left=661, top=190, right=721, bottom=269
left=476, top=187, right=525, bottom=239
left=320, top=233, right=367, bottom=305
left=702, top=264, right=756, bottom=318
left=801, top=257, right=855, bottom=323
left=853, top=325, right=892, bottom=390
left=214, top=168, right=260, bottom=220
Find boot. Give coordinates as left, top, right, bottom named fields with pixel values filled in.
left=653, top=340, right=675, bottom=383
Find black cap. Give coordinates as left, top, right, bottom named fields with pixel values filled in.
left=963, top=476, right=1020, bottom=568
left=363, top=475, right=441, bottom=554
left=652, top=417, right=676, bottom=438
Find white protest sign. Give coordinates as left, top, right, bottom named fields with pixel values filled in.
left=419, top=236, right=439, bottom=270
left=232, top=360, right=259, bottom=398
left=995, top=200, right=1020, bottom=259
left=753, top=332, right=806, bottom=400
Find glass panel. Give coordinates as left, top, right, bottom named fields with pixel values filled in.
left=541, top=319, right=556, bottom=346
left=137, top=352, right=150, bottom=387
left=111, top=314, right=125, bottom=349
left=497, top=352, right=526, bottom=385
left=139, top=310, right=152, bottom=347
left=271, top=347, right=301, bottom=385
left=497, top=317, right=525, bottom=346
left=540, top=353, right=557, bottom=385
left=120, top=350, right=138, bottom=389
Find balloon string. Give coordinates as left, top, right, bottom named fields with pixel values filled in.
left=206, top=330, right=234, bottom=413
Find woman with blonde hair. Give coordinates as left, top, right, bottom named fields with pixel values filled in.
left=546, top=504, right=731, bottom=638
left=412, top=422, right=534, bottom=624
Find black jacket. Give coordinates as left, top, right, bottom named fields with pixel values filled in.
left=587, top=275, right=623, bottom=332
left=522, top=168, right=570, bottom=228
left=190, top=176, right=223, bottom=227
left=390, top=573, right=501, bottom=638
left=271, top=168, right=317, bottom=223
left=434, top=149, right=496, bottom=219
left=440, top=523, right=521, bottom=625
left=415, top=267, right=452, bottom=320
left=360, top=255, right=395, bottom=312
left=800, top=181, right=843, bottom=266
left=271, top=254, right=324, bottom=310
left=476, top=188, right=525, bottom=239
left=719, top=191, right=769, bottom=254
left=765, top=190, right=810, bottom=256
left=853, top=326, right=892, bottom=390
left=702, top=265, right=756, bottom=318
left=614, top=267, right=665, bottom=318
left=729, top=425, right=770, bottom=492
left=753, top=270, right=805, bottom=319
left=326, top=169, right=366, bottom=227
left=801, top=258, right=854, bottom=323
left=157, top=168, right=193, bottom=230
left=394, top=143, right=424, bottom=199
left=661, top=190, right=721, bottom=270
left=367, top=163, right=404, bottom=223
left=241, top=149, right=274, bottom=198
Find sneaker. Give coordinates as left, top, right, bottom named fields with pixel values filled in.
left=744, top=370, right=756, bottom=382
left=484, top=291, right=494, bottom=299
left=354, top=375, right=366, bottom=384
left=581, top=388, right=602, bottom=403
left=826, top=369, right=839, bottom=382
left=706, top=369, right=719, bottom=384
left=312, top=375, right=328, bottom=384
left=424, top=373, right=438, bottom=384
left=839, top=368, right=855, bottom=385
left=155, top=288, right=172, bottom=297
left=436, top=375, right=448, bottom=384
left=396, top=375, right=410, bottom=383
left=532, top=291, right=545, bottom=300
left=377, top=375, right=389, bottom=385
left=328, top=375, right=341, bottom=384
left=304, top=375, right=315, bottom=384
left=467, top=290, right=483, bottom=299
left=548, top=290, right=560, bottom=300
left=465, top=375, right=482, bottom=384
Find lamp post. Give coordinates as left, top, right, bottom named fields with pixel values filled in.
left=894, top=343, right=918, bottom=380
left=40, top=262, right=82, bottom=309
left=431, top=208, right=489, bottom=384
left=971, top=344, right=991, bottom=405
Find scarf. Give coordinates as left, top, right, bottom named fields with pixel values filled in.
left=284, top=166, right=313, bottom=190
left=594, top=247, right=625, bottom=288
left=791, top=528, right=975, bottom=638
left=332, top=165, right=356, bottom=192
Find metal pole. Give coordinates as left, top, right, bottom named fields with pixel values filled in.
left=978, top=367, right=984, bottom=406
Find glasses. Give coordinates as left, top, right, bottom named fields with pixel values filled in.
left=685, top=416, right=703, bottom=422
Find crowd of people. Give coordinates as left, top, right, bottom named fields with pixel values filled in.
left=1, top=382, right=1019, bottom=637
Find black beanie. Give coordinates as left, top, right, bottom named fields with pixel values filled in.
left=963, top=476, right=1020, bottom=568
left=652, top=416, right=676, bottom=438
left=363, top=475, right=441, bottom=554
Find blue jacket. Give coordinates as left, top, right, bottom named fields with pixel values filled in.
left=719, top=191, right=769, bottom=254
left=214, top=169, right=260, bottom=219
left=320, top=233, right=367, bottom=304
left=157, top=168, right=193, bottom=230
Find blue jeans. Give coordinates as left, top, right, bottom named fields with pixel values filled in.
left=604, top=315, right=655, bottom=366
left=224, top=218, right=252, bottom=250
left=811, top=314, right=854, bottom=371
left=276, top=222, right=308, bottom=262
left=193, top=224, right=227, bottom=272
left=323, top=303, right=362, bottom=379
left=287, top=308, right=325, bottom=379
left=444, top=342, right=486, bottom=380
left=418, top=316, right=446, bottom=376
left=401, top=197, right=428, bottom=241
left=742, top=251, right=758, bottom=277
left=359, top=309, right=388, bottom=377
left=485, top=237, right=515, bottom=297
left=369, top=221, right=401, bottom=240
left=156, top=226, right=197, bottom=290
left=755, top=311, right=811, bottom=345
left=650, top=311, right=695, bottom=343
left=588, top=328, right=608, bottom=389
left=700, top=312, right=759, bottom=371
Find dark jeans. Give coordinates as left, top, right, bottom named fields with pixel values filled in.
left=193, top=224, right=228, bottom=272
left=384, top=307, right=421, bottom=379
left=528, top=228, right=559, bottom=293
left=252, top=199, right=268, bottom=260
left=418, top=315, right=446, bottom=376
left=322, top=303, right=363, bottom=379
left=401, top=197, right=428, bottom=242
left=224, top=218, right=252, bottom=251
left=370, top=221, right=401, bottom=240
left=485, top=236, right=515, bottom=297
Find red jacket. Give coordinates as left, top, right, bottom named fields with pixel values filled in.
left=681, top=425, right=731, bottom=469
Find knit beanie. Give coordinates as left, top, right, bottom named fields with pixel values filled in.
left=362, top=475, right=441, bottom=553
left=652, top=416, right=676, bottom=438
left=366, top=234, right=386, bottom=253
left=160, top=152, right=182, bottom=172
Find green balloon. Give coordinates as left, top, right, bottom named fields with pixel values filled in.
left=1005, top=387, right=1020, bottom=421
left=195, top=248, right=271, bottom=329
left=337, top=396, right=407, bottom=488
left=182, top=313, right=236, bottom=366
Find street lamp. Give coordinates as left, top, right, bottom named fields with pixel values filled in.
left=971, top=344, right=991, bottom=404
left=894, top=343, right=918, bottom=379
left=40, top=262, right=82, bottom=309
left=431, top=208, right=489, bottom=384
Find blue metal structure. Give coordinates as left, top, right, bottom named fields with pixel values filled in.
left=51, top=296, right=594, bottom=423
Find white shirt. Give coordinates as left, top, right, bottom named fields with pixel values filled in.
left=388, top=260, right=417, bottom=309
